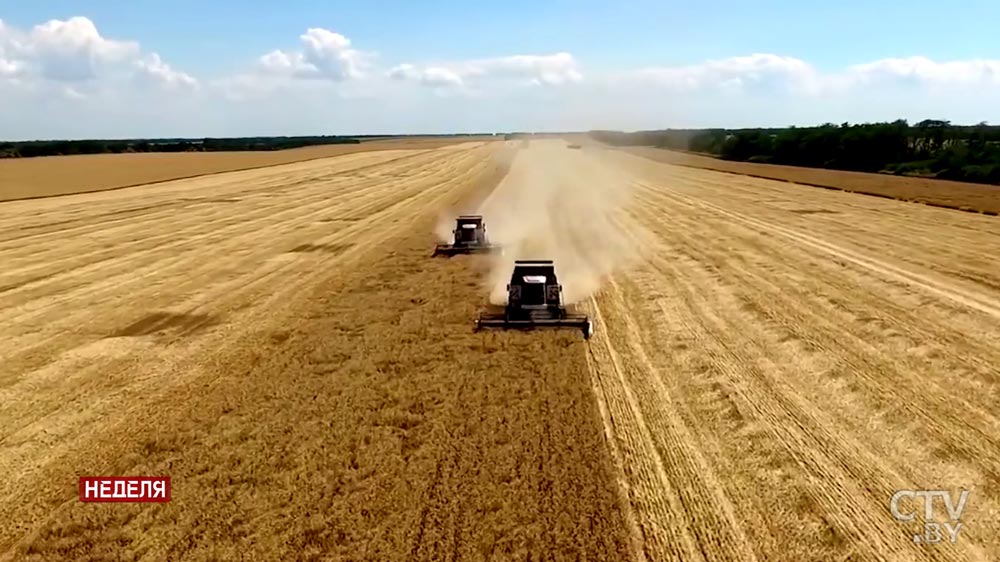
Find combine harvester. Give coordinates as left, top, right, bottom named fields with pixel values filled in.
left=476, top=260, right=592, bottom=339
left=433, top=215, right=502, bottom=257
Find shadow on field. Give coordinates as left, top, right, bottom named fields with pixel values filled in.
left=112, top=311, right=219, bottom=338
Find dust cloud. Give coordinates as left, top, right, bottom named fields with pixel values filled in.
left=434, top=148, right=515, bottom=244
left=434, top=211, right=457, bottom=243
left=476, top=140, right=644, bottom=304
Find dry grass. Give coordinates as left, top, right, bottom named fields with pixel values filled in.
left=625, top=147, right=1000, bottom=215
left=0, top=137, right=496, bottom=202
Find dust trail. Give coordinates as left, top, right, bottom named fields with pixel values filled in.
left=434, top=147, right=516, bottom=244
left=477, top=140, right=645, bottom=304
left=434, top=211, right=457, bottom=243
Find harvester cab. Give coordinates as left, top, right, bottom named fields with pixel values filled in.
left=433, top=215, right=502, bottom=256
left=476, top=260, right=592, bottom=339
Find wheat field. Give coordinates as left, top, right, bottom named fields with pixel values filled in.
left=1, top=140, right=998, bottom=561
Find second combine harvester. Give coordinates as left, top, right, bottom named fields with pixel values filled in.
left=433, top=215, right=502, bottom=256
left=434, top=216, right=593, bottom=339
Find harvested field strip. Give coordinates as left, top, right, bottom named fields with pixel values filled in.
left=581, top=148, right=1000, bottom=561
left=0, top=148, right=476, bottom=322
left=0, top=146, right=490, bottom=424
left=0, top=151, right=480, bottom=395
left=0, top=147, right=446, bottom=247
left=614, top=151, right=1000, bottom=316
left=0, top=145, right=491, bottom=516
left=629, top=183, right=1000, bottom=421
left=0, top=139, right=493, bottom=202
left=623, top=146, right=1000, bottom=215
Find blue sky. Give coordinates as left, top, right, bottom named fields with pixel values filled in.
left=6, top=0, right=999, bottom=72
left=2, top=1, right=1000, bottom=138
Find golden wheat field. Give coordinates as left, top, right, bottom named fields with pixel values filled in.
left=1, top=140, right=998, bottom=561
left=0, top=137, right=494, bottom=202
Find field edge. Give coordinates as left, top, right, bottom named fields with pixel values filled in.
left=622, top=146, right=1000, bottom=216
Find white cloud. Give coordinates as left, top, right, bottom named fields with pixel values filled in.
left=0, top=16, right=194, bottom=91
left=626, top=53, right=1000, bottom=98
left=258, top=27, right=368, bottom=80
left=466, top=53, right=583, bottom=85
left=0, top=20, right=20, bottom=78
left=135, top=53, right=197, bottom=89
left=848, top=57, right=1000, bottom=87
left=628, top=53, right=820, bottom=94
left=422, top=67, right=464, bottom=87
left=388, top=63, right=464, bottom=88
left=386, top=63, right=418, bottom=81
left=0, top=57, right=21, bottom=78
left=61, top=85, right=85, bottom=100
left=5, top=16, right=138, bottom=81
left=389, top=52, right=582, bottom=90
left=259, top=50, right=301, bottom=75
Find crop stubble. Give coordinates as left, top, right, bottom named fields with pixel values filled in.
left=2, top=139, right=999, bottom=561
left=581, top=147, right=1000, bottom=561
left=0, top=137, right=495, bottom=202
left=624, top=147, right=1000, bottom=215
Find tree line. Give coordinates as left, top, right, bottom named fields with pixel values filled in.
left=590, top=120, right=1000, bottom=185
left=0, top=136, right=365, bottom=158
